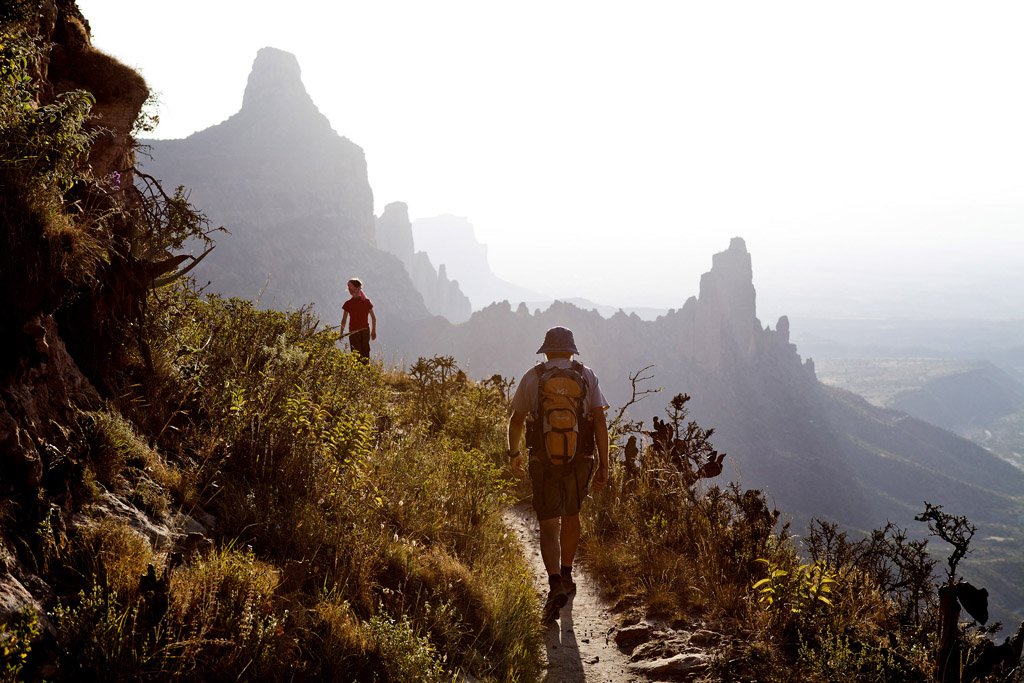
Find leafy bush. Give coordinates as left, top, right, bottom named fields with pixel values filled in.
left=752, top=559, right=836, bottom=614
left=578, top=377, right=1016, bottom=682
left=1, top=607, right=40, bottom=681
left=797, top=629, right=929, bottom=683
left=365, top=613, right=448, bottom=683
left=0, top=33, right=97, bottom=202
left=584, top=391, right=786, bottom=620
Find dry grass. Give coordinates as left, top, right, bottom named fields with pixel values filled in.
left=578, top=412, right=959, bottom=681
left=42, top=290, right=542, bottom=682
left=63, top=517, right=158, bottom=602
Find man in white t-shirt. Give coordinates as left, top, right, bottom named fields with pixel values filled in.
left=507, top=326, right=610, bottom=623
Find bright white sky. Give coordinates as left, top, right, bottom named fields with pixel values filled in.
left=78, top=0, right=1024, bottom=321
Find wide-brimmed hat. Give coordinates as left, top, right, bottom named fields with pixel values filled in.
left=536, top=326, right=580, bottom=355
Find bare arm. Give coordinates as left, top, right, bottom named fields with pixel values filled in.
left=340, top=310, right=348, bottom=332
left=508, top=410, right=527, bottom=474
left=370, top=309, right=377, bottom=340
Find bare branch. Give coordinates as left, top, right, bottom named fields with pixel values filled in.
left=609, top=364, right=660, bottom=436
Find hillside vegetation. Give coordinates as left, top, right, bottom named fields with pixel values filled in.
left=48, top=288, right=539, bottom=682
left=1, top=9, right=538, bottom=679
left=2, top=5, right=1023, bottom=682
left=581, top=390, right=1024, bottom=681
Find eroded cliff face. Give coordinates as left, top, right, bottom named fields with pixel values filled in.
left=407, top=237, right=814, bottom=408
left=39, top=0, right=148, bottom=181
left=412, top=214, right=547, bottom=309
left=142, top=48, right=434, bottom=339
left=1, top=0, right=152, bottom=627
left=375, top=202, right=472, bottom=323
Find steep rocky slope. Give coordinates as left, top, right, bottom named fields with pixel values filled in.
left=142, top=48, right=471, bottom=339
left=1, top=0, right=192, bottom=630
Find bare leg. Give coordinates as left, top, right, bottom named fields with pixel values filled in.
left=560, top=514, right=580, bottom=568
left=538, top=517, right=562, bottom=576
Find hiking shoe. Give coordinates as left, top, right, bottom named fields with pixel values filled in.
left=542, top=585, right=568, bottom=623
left=561, top=574, right=576, bottom=595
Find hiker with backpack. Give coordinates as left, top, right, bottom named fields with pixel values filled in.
left=340, top=277, right=376, bottom=363
left=507, top=326, right=610, bottom=623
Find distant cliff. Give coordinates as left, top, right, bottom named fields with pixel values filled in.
left=412, top=215, right=547, bottom=309
left=141, top=48, right=433, bottom=338
left=376, top=203, right=471, bottom=322
left=405, top=237, right=1024, bottom=626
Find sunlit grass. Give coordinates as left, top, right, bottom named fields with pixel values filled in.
left=38, top=287, right=541, bottom=681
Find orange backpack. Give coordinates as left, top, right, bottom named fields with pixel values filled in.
left=527, top=361, right=595, bottom=467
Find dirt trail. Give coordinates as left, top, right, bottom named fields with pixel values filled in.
left=504, top=503, right=652, bottom=683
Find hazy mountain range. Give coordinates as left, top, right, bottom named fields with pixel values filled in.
left=141, top=47, right=1024, bottom=629
left=410, top=215, right=547, bottom=311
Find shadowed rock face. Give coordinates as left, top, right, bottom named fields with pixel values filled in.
left=1, top=0, right=148, bottom=629
left=142, top=48, right=431, bottom=337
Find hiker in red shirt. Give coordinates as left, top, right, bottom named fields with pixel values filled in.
left=340, top=277, right=376, bottom=362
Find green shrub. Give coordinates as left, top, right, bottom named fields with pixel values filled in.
left=68, top=287, right=542, bottom=681
left=0, top=33, right=97, bottom=201
left=797, top=629, right=929, bottom=683
left=1, top=607, right=40, bottom=682
left=51, top=584, right=151, bottom=682
left=365, top=613, right=448, bottom=683
left=752, top=559, right=836, bottom=615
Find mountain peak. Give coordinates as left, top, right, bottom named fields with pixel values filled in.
left=242, top=47, right=308, bottom=110
left=230, top=47, right=336, bottom=140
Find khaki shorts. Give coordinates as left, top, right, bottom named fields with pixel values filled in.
left=528, top=456, right=595, bottom=521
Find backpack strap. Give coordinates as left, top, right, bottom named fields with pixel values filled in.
left=531, top=361, right=548, bottom=415
left=571, top=360, right=590, bottom=415
left=571, top=360, right=596, bottom=457
left=524, top=362, right=547, bottom=454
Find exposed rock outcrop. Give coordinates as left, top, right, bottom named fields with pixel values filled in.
left=142, top=48, right=431, bottom=338
left=40, top=0, right=148, bottom=181
left=1, top=0, right=141, bottom=512
left=375, top=203, right=472, bottom=323
left=0, top=1, right=211, bottom=637
left=690, top=237, right=758, bottom=371
left=1, top=316, right=100, bottom=502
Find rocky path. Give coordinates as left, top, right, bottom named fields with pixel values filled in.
left=503, top=503, right=721, bottom=683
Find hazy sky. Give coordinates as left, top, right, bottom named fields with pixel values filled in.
left=78, top=1, right=1024, bottom=321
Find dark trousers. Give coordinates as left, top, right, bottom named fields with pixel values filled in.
left=349, top=329, right=370, bottom=363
